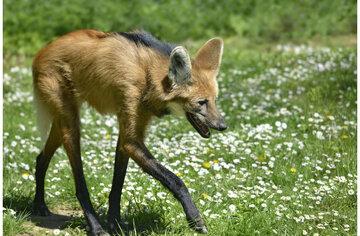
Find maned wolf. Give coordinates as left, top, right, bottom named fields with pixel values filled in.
left=32, top=29, right=227, bottom=235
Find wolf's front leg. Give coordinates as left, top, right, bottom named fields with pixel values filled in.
left=123, top=141, right=208, bottom=233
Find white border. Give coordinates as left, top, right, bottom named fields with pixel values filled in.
left=1, top=0, right=4, bottom=234
left=357, top=2, right=359, bottom=235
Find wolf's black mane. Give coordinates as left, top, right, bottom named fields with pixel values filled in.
left=117, top=31, right=176, bottom=56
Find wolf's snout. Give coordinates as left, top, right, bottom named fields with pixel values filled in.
left=213, top=117, right=227, bottom=131
left=217, top=121, right=227, bottom=131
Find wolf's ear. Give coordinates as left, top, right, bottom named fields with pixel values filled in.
left=168, top=46, right=192, bottom=85
left=194, top=38, right=223, bottom=73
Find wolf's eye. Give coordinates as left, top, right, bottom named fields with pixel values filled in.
left=198, top=99, right=208, bottom=106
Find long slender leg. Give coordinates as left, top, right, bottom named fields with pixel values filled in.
left=118, top=108, right=206, bottom=233
left=33, top=120, right=62, bottom=216
left=107, top=135, right=129, bottom=232
left=59, top=114, right=108, bottom=236
left=123, top=141, right=207, bottom=233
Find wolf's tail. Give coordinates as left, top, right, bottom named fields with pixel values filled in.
left=33, top=88, right=52, bottom=145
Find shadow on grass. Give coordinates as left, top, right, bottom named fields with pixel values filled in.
left=4, top=194, right=170, bottom=235
left=120, top=210, right=169, bottom=235
left=31, top=213, right=75, bottom=229
left=3, top=194, right=33, bottom=216
left=3, top=193, right=77, bottom=230
left=61, top=208, right=170, bottom=236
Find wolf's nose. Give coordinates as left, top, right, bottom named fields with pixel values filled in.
left=218, top=122, right=227, bottom=131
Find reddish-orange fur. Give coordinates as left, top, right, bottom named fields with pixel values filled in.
left=33, top=29, right=222, bottom=142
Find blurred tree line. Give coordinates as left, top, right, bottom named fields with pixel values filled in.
left=4, top=0, right=356, bottom=55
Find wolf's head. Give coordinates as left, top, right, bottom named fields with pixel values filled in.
left=167, top=38, right=227, bottom=138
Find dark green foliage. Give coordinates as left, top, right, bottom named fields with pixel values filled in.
left=4, top=0, right=356, bottom=55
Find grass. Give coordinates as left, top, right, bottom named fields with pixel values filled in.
left=4, top=0, right=356, bottom=55
left=3, top=36, right=356, bottom=235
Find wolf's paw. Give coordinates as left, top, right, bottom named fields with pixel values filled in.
left=108, top=216, right=129, bottom=235
left=90, top=228, right=110, bottom=236
left=32, top=203, right=52, bottom=216
left=194, top=225, right=208, bottom=234
left=188, top=217, right=208, bottom=234
left=91, top=228, right=110, bottom=236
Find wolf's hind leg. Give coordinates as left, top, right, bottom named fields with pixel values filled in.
left=33, top=120, right=62, bottom=216
left=107, top=134, right=129, bottom=233
left=58, top=105, right=108, bottom=235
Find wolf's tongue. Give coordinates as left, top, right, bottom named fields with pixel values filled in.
left=186, top=112, right=210, bottom=138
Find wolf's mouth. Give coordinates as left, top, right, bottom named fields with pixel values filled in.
left=186, top=112, right=210, bottom=138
